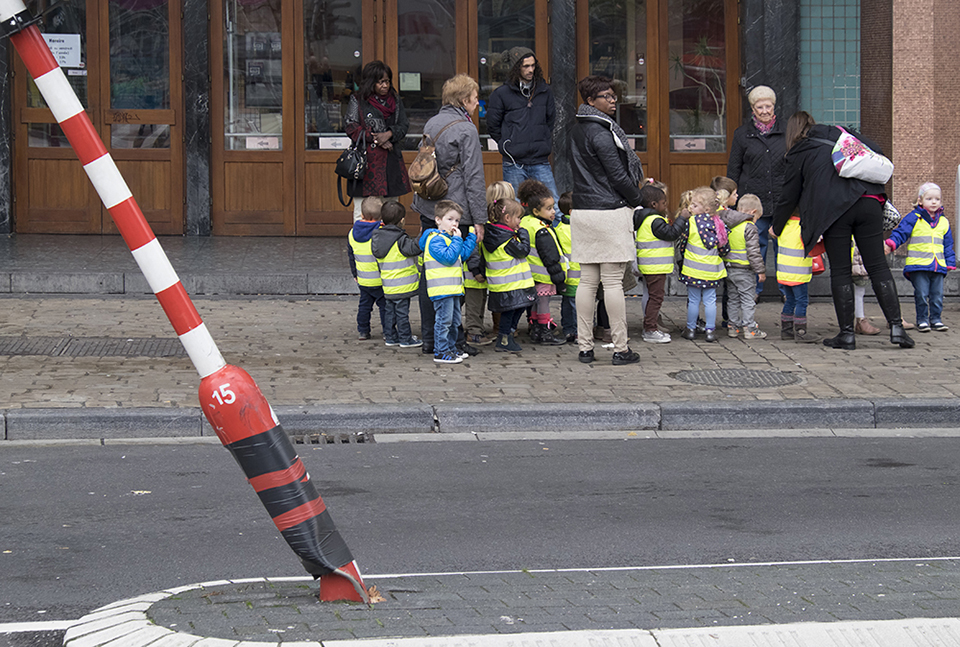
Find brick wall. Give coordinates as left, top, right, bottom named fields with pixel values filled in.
left=859, top=0, right=891, bottom=160
left=891, top=0, right=959, bottom=218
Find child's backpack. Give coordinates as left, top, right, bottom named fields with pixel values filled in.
left=408, top=120, right=465, bottom=201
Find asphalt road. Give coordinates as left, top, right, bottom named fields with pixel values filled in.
left=2, top=436, right=959, bottom=643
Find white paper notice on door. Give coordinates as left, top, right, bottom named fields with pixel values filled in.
left=43, top=34, right=82, bottom=69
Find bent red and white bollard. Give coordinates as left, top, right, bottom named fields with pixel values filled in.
left=0, top=1, right=367, bottom=603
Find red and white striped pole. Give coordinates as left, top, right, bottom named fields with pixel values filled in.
left=1, top=1, right=367, bottom=603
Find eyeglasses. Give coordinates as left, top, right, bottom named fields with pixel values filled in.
left=595, top=92, right=617, bottom=102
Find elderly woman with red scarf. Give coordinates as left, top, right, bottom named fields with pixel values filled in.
left=344, top=61, right=411, bottom=220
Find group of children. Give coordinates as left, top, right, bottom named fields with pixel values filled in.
left=347, top=177, right=953, bottom=363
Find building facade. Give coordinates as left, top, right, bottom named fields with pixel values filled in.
left=0, top=0, right=956, bottom=237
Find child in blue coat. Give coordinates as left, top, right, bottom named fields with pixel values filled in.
left=885, top=182, right=955, bottom=332
left=419, top=200, right=478, bottom=364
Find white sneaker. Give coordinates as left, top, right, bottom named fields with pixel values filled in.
left=642, top=330, right=671, bottom=344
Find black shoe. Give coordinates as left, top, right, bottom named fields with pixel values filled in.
left=358, top=331, right=371, bottom=340
left=681, top=327, right=696, bottom=341
left=611, top=347, right=640, bottom=365
left=459, top=343, right=481, bottom=356
left=578, top=350, right=595, bottom=364
left=890, top=323, right=915, bottom=348
left=421, top=345, right=434, bottom=355
left=823, top=332, right=856, bottom=350
left=704, top=329, right=718, bottom=343
left=495, top=334, right=523, bottom=353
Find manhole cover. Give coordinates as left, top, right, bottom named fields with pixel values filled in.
left=673, top=368, right=801, bottom=388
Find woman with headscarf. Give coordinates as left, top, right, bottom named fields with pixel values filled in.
left=771, top=111, right=914, bottom=350
left=344, top=60, right=411, bottom=221
left=727, top=85, right=786, bottom=290
left=569, top=75, right=643, bottom=366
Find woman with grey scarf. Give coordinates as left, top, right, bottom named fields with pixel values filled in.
left=569, top=75, right=644, bottom=366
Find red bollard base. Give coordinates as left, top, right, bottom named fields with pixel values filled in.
left=319, top=560, right=368, bottom=603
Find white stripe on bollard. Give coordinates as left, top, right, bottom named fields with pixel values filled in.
left=131, top=239, right=180, bottom=294
left=83, top=155, right=134, bottom=209
left=178, top=324, right=227, bottom=378
left=33, top=68, right=85, bottom=123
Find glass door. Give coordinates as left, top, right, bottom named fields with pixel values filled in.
left=12, top=0, right=184, bottom=234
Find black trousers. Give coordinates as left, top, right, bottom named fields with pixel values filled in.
left=822, top=197, right=894, bottom=291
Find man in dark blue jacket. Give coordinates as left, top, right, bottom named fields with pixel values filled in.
left=487, top=47, right=558, bottom=203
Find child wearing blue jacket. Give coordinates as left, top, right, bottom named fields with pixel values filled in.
left=419, top=200, right=478, bottom=364
left=885, top=182, right=955, bottom=332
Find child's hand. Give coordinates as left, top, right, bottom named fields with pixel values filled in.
left=475, top=274, right=486, bottom=283
left=758, top=272, right=766, bottom=283
left=884, top=241, right=895, bottom=254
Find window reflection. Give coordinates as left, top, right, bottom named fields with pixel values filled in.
left=224, top=0, right=283, bottom=150
left=397, top=0, right=456, bottom=150
left=589, top=0, right=647, bottom=151
left=28, top=123, right=71, bottom=148
left=110, top=0, right=170, bottom=110
left=111, top=124, right=171, bottom=148
left=668, top=0, right=726, bottom=152
left=477, top=0, right=535, bottom=142
left=303, top=0, right=362, bottom=149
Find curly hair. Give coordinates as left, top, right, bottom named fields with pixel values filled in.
left=508, top=53, right=544, bottom=88
left=517, top=179, right=553, bottom=213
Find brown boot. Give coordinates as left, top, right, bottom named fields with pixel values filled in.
left=855, top=317, right=881, bottom=335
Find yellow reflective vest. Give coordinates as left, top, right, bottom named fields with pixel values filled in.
left=423, top=231, right=465, bottom=298
left=519, top=215, right=562, bottom=284
left=379, top=241, right=420, bottom=297
left=554, top=218, right=580, bottom=293
left=462, top=226, right=486, bottom=289
left=905, top=215, right=949, bottom=270
left=348, top=231, right=382, bottom=288
left=776, top=217, right=812, bottom=285
left=681, top=218, right=726, bottom=282
left=635, top=214, right=675, bottom=275
left=484, top=237, right=535, bottom=294
left=725, top=221, right=751, bottom=268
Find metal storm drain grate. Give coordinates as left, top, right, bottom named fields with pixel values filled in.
left=0, top=336, right=187, bottom=358
left=291, top=432, right=374, bottom=446
left=673, top=368, right=801, bottom=388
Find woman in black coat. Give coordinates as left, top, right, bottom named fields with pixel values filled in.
left=771, top=111, right=913, bottom=350
left=727, top=85, right=786, bottom=285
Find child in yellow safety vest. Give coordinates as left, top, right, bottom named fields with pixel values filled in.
left=773, top=210, right=820, bottom=343
left=371, top=201, right=422, bottom=349
left=555, top=191, right=579, bottom=343
left=633, top=183, right=687, bottom=343
left=885, top=182, right=956, bottom=332
left=418, top=200, right=478, bottom=364
left=721, top=193, right=767, bottom=340
left=347, top=196, right=386, bottom=341
left=517, top=179, right=567, bottom=345
left=482, top=197, right=536, bottom=353
left=678, top=187, right=729, bottom=342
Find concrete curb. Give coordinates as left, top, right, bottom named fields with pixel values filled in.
left=2, top=399, right=959, bottom=441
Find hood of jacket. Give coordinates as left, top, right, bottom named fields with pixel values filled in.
left=371, top=224, right=405, bottom=258
left=720, top=208, right=753, bottom=229
left=351, top=219, right=380, bottom=243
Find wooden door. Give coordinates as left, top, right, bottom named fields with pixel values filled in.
left=12, top=0, right=184, bottom=234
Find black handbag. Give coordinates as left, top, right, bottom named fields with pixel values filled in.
left=336, top=128, right=367, bottom=207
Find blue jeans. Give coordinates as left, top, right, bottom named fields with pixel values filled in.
left=501, top=162, right=560, bottom=206
left=383, top=297, right=414, bottom=344
left=432, top=296, right=461, bottom=356
left=357, top=285, right=385, bottom=334
left=781, top=283, right=809, bottom=318
left=686, top=286, right=717, bottom=330
left=909, top=271, right=944, bottom=325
